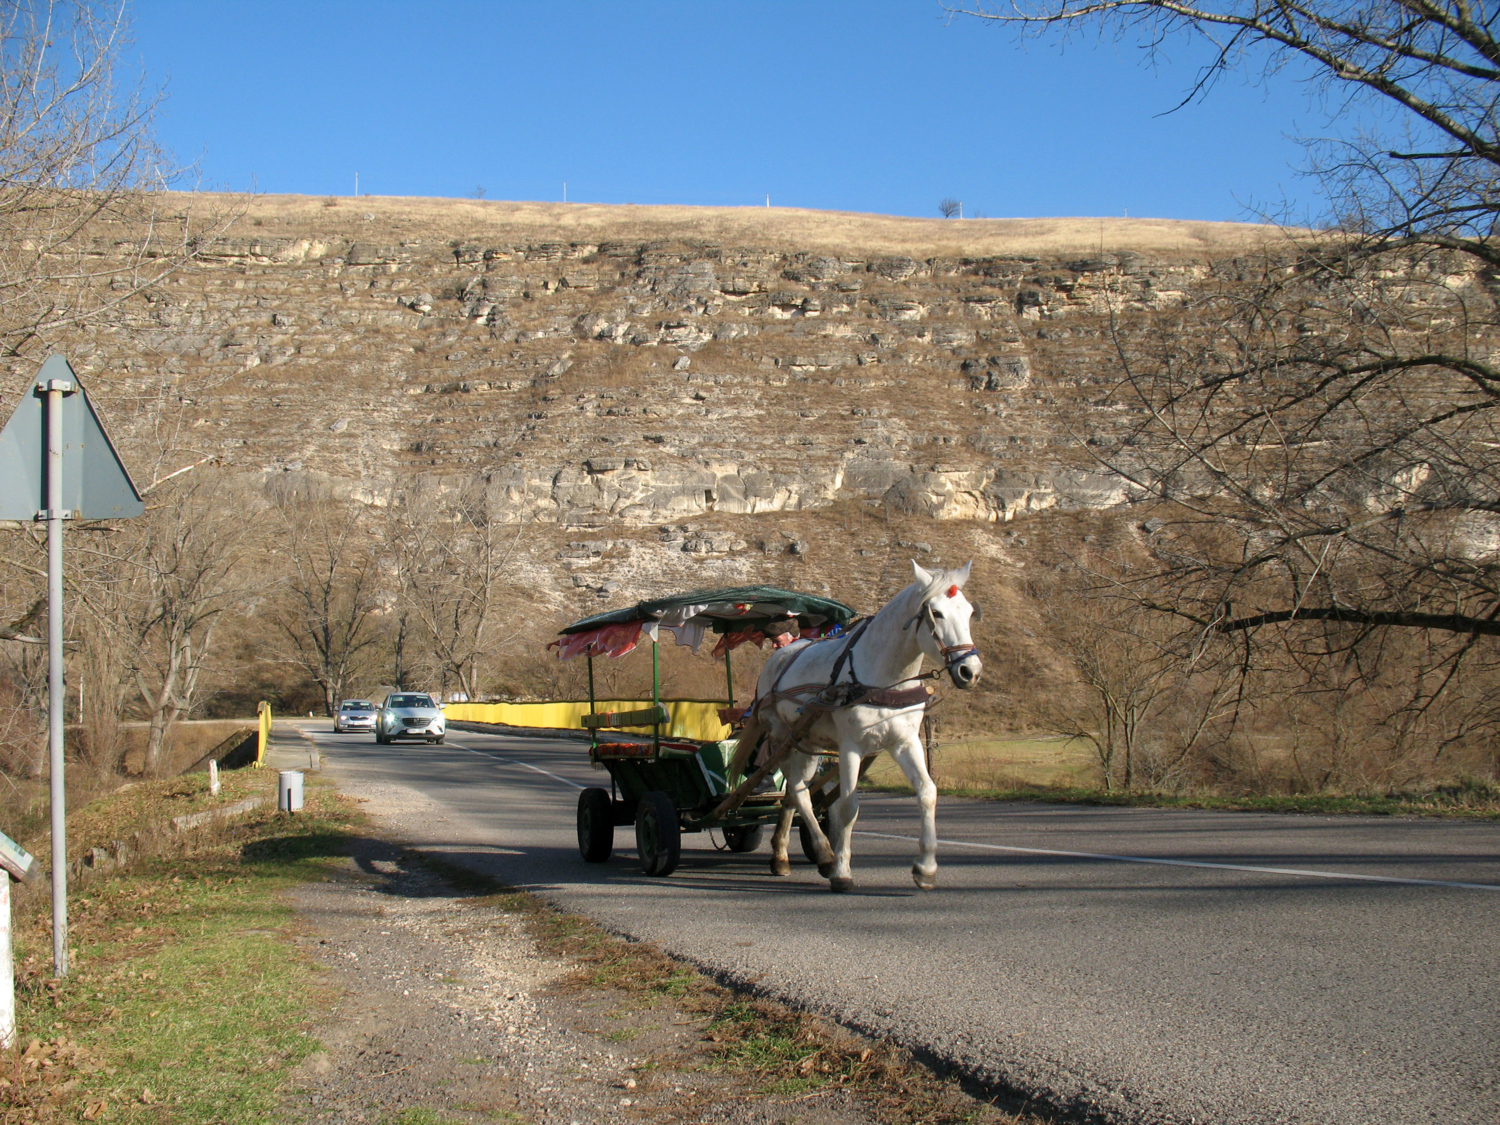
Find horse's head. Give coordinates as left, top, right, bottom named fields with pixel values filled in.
left=910, top=561, right=983, bottom=689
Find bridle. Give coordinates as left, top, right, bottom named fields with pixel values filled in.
left=903, top=588, right=981, bottom=677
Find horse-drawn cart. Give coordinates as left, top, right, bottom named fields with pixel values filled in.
left=553, top=586, right=857, bottom=876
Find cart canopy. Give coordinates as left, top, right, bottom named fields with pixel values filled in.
left=552, top=586, right=859, bottom=661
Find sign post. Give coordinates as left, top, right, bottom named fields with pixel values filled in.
left=0, top=355, right=143, bottom=977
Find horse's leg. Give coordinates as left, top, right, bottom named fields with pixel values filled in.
left=769, top=801, right=795, bottom=876
left=768, top=751, right=817, bottom=876
left=889, top=737, right=939, bottom=890
left=782, top=754, right=836, bottom=877
left=825, top=745, right=863, bottom=893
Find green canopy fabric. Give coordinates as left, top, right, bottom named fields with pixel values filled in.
left=559, top=585, right=859, bottom=636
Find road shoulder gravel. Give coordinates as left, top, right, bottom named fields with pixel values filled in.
left=281, top=789, right=1028, bottom=1125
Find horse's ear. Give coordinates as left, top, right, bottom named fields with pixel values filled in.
left=911, top=560, right=935, bottom=586
left=951, top=561, right=973, bottom=588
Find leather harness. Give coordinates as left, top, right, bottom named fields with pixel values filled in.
left=720, top=594, right=980, bottom=787
left=755, top=594, right=980, bottom=721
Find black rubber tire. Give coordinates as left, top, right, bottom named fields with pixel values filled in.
left=578, top=787, right=614, bottom=863
left=799, top=812, right=831, bottom=865
left=635, top=791, right=681, bottom=877
left=723, top=825, right=764, bottom=853
left=432, top=735, right=445, bottom=744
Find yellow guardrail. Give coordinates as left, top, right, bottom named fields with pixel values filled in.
left=444, top=699, right=732, bottom=742
left=255, top=701, right=273, bottom=766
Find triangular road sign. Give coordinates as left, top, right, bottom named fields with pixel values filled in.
left=0, top=355, right=143, bottom=521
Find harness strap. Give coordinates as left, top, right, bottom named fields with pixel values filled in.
left=825, top=619, right=870, bottom=690
left=862, top=683, right=935, bottom=709
left=740, top=624, right=845, bottom=730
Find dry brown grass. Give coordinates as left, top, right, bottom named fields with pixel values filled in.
left=187, top=191, right=1283, bottom=261
left=116, top=719, right=254, bottom=776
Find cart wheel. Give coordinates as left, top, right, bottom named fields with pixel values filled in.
left=578, top=787, right=614, bottom=863
left=635, top=791, right=681, bottom=877
left=799, top=812, right=831, bottom=865
left=722, top=825, right=764, bottom=853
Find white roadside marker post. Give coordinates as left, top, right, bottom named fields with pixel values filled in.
left=209, top=759, right=221, bottom=796
left=0, top=875, right=11, bottom=1048
left=0, top=830, right=40, bottom=1048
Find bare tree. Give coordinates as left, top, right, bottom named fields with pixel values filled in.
left=271, top=498, right=386, bottom=716
left=0, top=2, right=239, bottom=777
left=0, top=1, right=236, bottom=358
left=76, top=471, right=247, bottom=774
left=389, top=477, right=522, bottom=702
left=1030, top=559, right=1238, bottom=789
left=938, top=197, right=962, bottom=218
left=951, top=0, right=1500, bottom=745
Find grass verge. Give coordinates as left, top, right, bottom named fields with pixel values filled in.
left=1, top=767, right=361, bottom=1124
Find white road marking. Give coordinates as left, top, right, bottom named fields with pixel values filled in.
left=855, top=830, right=1500, bottom=892
left=452, top=743, right=586, bottom=790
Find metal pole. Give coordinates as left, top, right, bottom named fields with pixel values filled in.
left=585, top=655, right=596, bottom=754
left=652, top=641, right=660, bottom=754
left=45, top=380, right=67, bottom=978
left=724, top=649, right=735, bottom=708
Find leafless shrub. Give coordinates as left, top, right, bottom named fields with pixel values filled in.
left=387, top=475, right=527, bottom=701
left=268, top=495, right=386, bottom=716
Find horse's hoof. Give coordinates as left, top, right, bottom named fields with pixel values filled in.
left=829, top=876, right=854, bottom=893
left=817, top=861, right=835, bottom=878
left=769, top=857, right=791, bottom=877
left=912, top=864, right=938, bottom=891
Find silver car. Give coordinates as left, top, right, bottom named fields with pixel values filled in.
left=334, top=699, right=377, bottom=733
left=376, top=692, right=446, bottom=744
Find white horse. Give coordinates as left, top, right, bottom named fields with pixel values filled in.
left=754, top=562, right=982, bottom=892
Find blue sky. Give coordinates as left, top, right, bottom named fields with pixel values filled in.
left=132, top=0, right=1327, bottom=223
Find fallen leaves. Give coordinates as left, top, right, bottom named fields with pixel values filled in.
left=0, top=1037, right=101, bottom=1121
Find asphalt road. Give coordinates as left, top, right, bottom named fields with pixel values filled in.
left=293, top=722, right=1500, bottom=1125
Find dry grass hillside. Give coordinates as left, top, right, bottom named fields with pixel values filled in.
left=228, top=193, right=1279, bottom=259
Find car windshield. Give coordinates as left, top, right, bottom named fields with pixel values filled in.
left=341, top=701, right=371, bottom=710
left=387, top=694, right=433, bottom=709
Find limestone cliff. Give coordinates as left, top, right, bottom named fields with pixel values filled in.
left=14, top=195, right=1278, bottom=719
